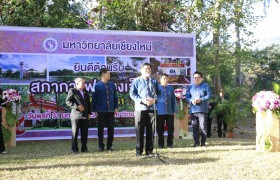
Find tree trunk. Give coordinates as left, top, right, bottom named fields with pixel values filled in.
left=212, top=0, right=222, bottom=95
left=234, top=0, right=243, bottom=87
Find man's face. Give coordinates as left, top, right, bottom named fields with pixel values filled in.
left=76, top=80, right=86, bottom=90
left=103, top=71, right=111, bottom=81
left=193, top=73, right=203, bottom=85
left=141, top=65, right=151, bottom=77
left=160, top=75, right=168, bottom=86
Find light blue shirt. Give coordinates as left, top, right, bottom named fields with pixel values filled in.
left=129, top=76, right=160, bottom=111
left=157, top=85, right=177, bottom=115
left=186, top=82, right=211, bottom=113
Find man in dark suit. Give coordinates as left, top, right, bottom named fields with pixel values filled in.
left=66, top=78, right=91, bottom=154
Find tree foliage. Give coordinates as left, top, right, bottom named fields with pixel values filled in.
left=248, top=44, right=280, bottom=92
left=0, top=0, right=87, bottom=28
left=0, top=0, right=279, bottom=96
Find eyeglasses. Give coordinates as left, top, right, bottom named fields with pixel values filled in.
left=193, top=77, right=202, bottom=79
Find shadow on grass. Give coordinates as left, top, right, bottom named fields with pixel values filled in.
left=0, top=156, right=219, bottom=171
left=0, top=138, right=255, bottom=166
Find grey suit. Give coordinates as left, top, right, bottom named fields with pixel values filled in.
left=66, top=88, right=91, bottom=152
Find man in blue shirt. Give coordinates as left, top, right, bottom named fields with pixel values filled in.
left=130, top=63, right=160, bottom=156
left=186, top=71, right=211, bottom=147
left=156, top=74, right=177, bottom=148
left=92, top=68, right=118, bottom=151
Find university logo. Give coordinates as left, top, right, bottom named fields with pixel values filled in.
left=43, top=38, right=58, bottom=52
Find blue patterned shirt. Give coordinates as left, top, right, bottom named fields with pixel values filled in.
left=157, top=85, right=177, bottom=115
left=186, top=82, right=211, bottom=113
left=92, top=81, right=118, bottom=112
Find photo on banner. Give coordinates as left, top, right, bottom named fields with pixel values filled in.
left=0, top=54, right=47, bottom=84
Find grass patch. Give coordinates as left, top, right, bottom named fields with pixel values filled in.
left=0, top=137, right=280, bottom=179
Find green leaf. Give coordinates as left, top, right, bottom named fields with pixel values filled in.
left=272, top=82, right=280, bottom=95
left=6, top=106, right=17, bottom=126
left=2, top=126, right=11, bottom=143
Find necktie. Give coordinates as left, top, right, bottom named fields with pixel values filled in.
left=80, top=90, right=84, bottom=99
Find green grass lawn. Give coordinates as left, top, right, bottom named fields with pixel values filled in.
left=1, top=136, right=280, bottom=180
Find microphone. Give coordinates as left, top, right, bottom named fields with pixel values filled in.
left=149, top=76, right=157, bottom=99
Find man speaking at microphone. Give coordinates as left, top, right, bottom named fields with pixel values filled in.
left=130, top=63, right=160, bottom=156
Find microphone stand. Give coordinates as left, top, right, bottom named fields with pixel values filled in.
left=143, top=77, right=166, bottom=163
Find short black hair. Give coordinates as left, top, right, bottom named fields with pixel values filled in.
left=100, top=68, right=109, bottom=76
left=160, top=73, right=168, bottom=78
left=193, top=71, right=203, bottom=78
left=140, top=62, right=151, bottom=69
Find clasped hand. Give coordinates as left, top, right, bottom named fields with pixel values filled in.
left=143, top=98, right=155, bottom=106
left=77, top=105, right=85, bottom=112
left=192, top=99, right=202, bottom=105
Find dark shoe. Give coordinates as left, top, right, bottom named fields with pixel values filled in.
left=0, top=151, right=7, bottom=154
left=136, top=153, right=142, bottom=157
left=200, top=144, right=206, bottom=147
left=81, top=147, right=88, bottom=152
left=72, top=150, right=78, bottom=154
left=167, top=144, right=174, bottom=148
left=81, top=150, right=90, bottom=153
left=191, top=143, right=200, bottom=148
left=99, top=148, right=104, bottom=152
left=158, top=145, right=164, bottom=149
left=107, top=148, right=114, bottom=151
left=223, top=132, right=226, bottom=137
left=146, top=151, right=154, bottom=156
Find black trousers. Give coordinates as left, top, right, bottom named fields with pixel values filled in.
left=0, top=122, right=6, bottom=153
left=157, top=114, right=174, bottom=147
left=71, top=118, right=89, bottom=152
left=191, top=113, right=207, bottom=145
left=134, top=110, right=155, bottom=154
left=217, top=117, right=227, bottom=137
left=97, top=112, right=115, bottom=150
left=207, top=116, right=212, bottom=138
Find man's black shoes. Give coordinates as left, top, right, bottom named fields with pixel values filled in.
left=107, top=147, right=114, bottom=151
left=191, top=143, right=200, bottom=148
left=167, top=144, right=174, bottom=148
left=81, top=150, right=90, bottom=153
left=146, top=151, right=155, bottom=156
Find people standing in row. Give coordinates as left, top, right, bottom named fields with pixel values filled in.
left=130, top=63, right=160, bottom=156
left=66, top=78, right=91, bottom=154
left=92, top=68, right=118, bottom=152
left=156, top=74, right=177, bottom=148
left=186, top=71, right=211, bottom=147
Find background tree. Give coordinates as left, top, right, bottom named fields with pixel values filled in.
left=0, top=0, right=87, bottom=28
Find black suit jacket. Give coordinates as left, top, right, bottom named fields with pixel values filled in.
left=66, top=88, right=92, bottom=120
